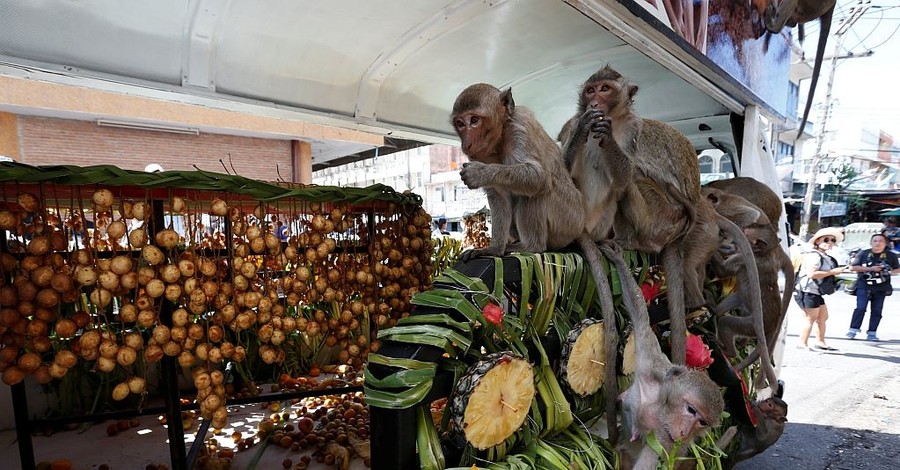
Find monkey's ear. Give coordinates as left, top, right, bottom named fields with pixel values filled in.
left=627, top=84, right=639, bottom=102
left=500, top=88, right=515, bottom=114
left=704, top=188, right=721, bottom=206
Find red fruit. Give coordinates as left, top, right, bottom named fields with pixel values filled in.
left=482, top=303, right=504, bottom=325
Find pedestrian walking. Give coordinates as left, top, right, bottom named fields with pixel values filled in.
left=794, top=227, right=844, bottom=351
left=846, top=233, right=900, bottom=341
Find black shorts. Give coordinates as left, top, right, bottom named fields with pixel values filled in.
left=794, top=291, right=825, bottom=309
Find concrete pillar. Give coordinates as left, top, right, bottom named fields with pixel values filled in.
left=0, top=112, right=20, bottom=160
left=292, top=140, right=312, bottom=184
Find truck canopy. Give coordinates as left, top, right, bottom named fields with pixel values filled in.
left=0, top=0, right=783, bottom=170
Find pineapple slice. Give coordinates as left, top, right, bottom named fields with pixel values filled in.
left=622, top=329, right=637, bottom=376
left=450, top=352, right=534, bottom=450
left=559, top=318, right=606, bottom=396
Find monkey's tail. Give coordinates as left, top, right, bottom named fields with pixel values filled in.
left=661, top=182, right=698, bottom=363
left=796, top=5, right=833, bottom=140
left=772, top=249, right=795, bottom=353
left=598, top=242, right=653, bottom=343
left=664, top=181, right=698, bottom=243
left=661, top=245, right=688, bottom=365
left=742, top=248, right=796, bottom=367
left=717, top=215, right=778, bottom=395
left=577, top=235, right=619, bottom=444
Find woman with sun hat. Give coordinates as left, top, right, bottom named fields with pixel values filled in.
left=794, top=227, right=845, bottom=351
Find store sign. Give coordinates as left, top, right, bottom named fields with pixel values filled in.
left=820, top=202, right=847, bottom=218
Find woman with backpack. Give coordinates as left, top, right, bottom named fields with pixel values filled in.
left=846, top=233, right=900, bottom=341
left=794, top=227, right=845, bottom=351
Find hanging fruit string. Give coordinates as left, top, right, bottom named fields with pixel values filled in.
left=1, top=162, right=432, bottom=434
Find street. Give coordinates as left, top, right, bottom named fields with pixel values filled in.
left=736, top=289, right=900, bottom=469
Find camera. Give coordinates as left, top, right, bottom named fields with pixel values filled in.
left=865, top=262, right=892, bottom=285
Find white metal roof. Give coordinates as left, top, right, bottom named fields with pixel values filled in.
left=0, top=0, right=766, bottom=168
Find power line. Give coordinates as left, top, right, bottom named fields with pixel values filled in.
left=799, top=0, right=872, bottom=240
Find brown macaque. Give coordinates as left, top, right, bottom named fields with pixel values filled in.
left=703, top=187, right=783, bottom=371
left=706, top=179, right=795, bottom=371
left=703, top=186, right=777, bottom=267
left=703, top=187, right=769, bottom=231
left=599, top=242, right=724, bottom=470
left=728, top=396, right=788, bottom=464
left=451, top=84, right=583, bottom=261
left=559, top=66, right=769, bottom=382
left=706, top=177, right=783, bottom=224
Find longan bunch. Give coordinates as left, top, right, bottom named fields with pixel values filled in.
left=463, top=211, right=490, bottom=249
left=1, top=193, right=83, bottom=385
left=193, top=366, right=229, bottom=429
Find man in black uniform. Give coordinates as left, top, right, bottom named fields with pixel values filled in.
left=846, top=233, right=900, bottom=341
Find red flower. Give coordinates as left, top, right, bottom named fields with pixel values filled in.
left=685, top=333, right=714, bottom=369
left=482, top=303, right=504, bottom=325
left=640, top=282, right=660, bottom=305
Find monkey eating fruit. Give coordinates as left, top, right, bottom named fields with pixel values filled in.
left=451, top=84, right=583, bottom=261
left=599, top=242, right=724, bottom=470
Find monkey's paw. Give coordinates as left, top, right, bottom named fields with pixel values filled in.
left=459, top=246, right=503, bottom=262
left=459, top=161, right=488, bottom=189
left=597, top=240, right=624, bottom=259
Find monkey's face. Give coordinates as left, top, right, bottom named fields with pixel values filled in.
left=744, top=224, right=779, bottom=255
left=579, top=75, right=638, bottom=115
left=451, top=84, right=512, bottom=161
left=759, top=397, right=788, bottom=422
left=580, top=79, right=619, bottom=114
left=662, top=369, right=724, bottom=442
left=452, top=109, right=504, bottom=162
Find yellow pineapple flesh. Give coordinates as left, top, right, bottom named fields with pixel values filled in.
left=559, top=318, right=606, bottom=396
left=622, top=329, right=637, bottom=376
left=451, top=352, right=535, bottom=450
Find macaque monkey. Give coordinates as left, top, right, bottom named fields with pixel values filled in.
left=704, top=187, right=784, bottom=368
left=728, top=396, right=788, bottom=464
left=451, top=84, right=583, bottom=261
left=560, top=66, right=710, bottom=439
left=559, top=66, right=773, bottom=394
left=451, top=84, right=620, bottom=442
left=706, top=177, right=784, bottom=225
left=706, top=179, right=795, bottom=369
left=599, top=242, right=724, bottom=470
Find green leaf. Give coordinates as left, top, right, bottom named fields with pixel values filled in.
left=363, top=365, right=435, bottom=388
left=376, top=333, right=461, bottom=356
left=377, top=324, right=472, bottom=350
left=412, top=289, right=484, bottom=324
left=516, top=254, right=535, bottom=323
left=363, top=380, right=434, bottom=409
left=367, top=353, right=434, bottom=370
left=440, top=267, right=490, bottom=293
left=396, top=313, right=472, bottom=334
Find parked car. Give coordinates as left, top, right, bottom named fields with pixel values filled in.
left=840, top=222, right=888, bottom=265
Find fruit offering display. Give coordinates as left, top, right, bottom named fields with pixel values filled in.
left=0, top=162, right=433, bottom=435
left=366, top=251, right=763, bottom=470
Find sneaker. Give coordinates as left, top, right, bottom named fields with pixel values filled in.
left=867, top=333, right=880, bottom=342
left=846, top=331, right=857, bottom=339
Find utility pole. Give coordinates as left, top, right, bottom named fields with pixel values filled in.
left=798, top=0, right=870, bottom=240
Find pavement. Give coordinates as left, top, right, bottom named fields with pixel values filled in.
left=736, top=289, right=900, bottom=470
